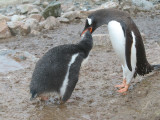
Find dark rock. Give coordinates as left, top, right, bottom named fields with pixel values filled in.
left=42, top=2, right=61, bottom=19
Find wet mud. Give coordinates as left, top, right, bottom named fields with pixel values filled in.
left=0, top=14, right=160, bottom=120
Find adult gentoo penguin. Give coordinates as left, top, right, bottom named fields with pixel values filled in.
left=30, top=30, right=93, bottom=103
left=81, top=9, right=160, bottom=93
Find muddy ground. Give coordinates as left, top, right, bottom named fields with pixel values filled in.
left=0, top=13, right=160, bottom=120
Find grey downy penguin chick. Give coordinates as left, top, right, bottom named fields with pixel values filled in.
left=30, top=30, right=93, bottom=103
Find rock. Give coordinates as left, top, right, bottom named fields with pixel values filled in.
left=0, top=49, right=37, bottom=74
left=5, top=5, right=17, bottom=16
left=29, top=14, right=44, bottom=22
left=61, top=3, right=75, bottom=12
left=28, top=8, right=40, bottom=15
left=92, top=34, right=112, bottom=51
left=121, top=4, right=138, bottom=15
left=61, top=11, right=85, bottom=21
left=39, top=16, right=60, bottom=30
left=154, top=4, right=160, bottom=10
left=7, top=21, right=30, bottom=36
left=42, top=2, right=61, bottom=19
left=20, top=23, right=31, bottom=36
left=122, top=5, right=132, bottom=12
left=0, top=20, right=12, bottom=39
left=85, top=1, right=118, bottom=13
left=0, top=8, right=5, bottom=14
left=100, top=1, right=118, bottom=9
left=22, top=0, right=30, bottom=4
left=11, top=15, right=26, bottom=22
left=33, top=0, right=41, bottom=5
left=17, top=4, right=36, bottom=14
left=43, top=2, right=49, bottom=8
left=67, top=6, right=76, bottom=12
left=24, top=18, right=39, bottom=31
left=132, top=0, right=154, bottom=11
left=57, top=17, right=70, bottom=23
left=0, top=14, right=10, bottom=21
left=30, top=29, right=41, bottom=36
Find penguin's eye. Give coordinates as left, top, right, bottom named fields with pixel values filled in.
left=87, top=18, right=92, bottom=26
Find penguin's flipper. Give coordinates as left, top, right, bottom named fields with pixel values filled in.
left=61, top=54, right=84, bottom=103
left=120, top=21, right=133, bottom=71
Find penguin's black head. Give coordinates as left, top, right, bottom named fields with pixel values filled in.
left=81, top=9, right=110, bottom=36
left=81, top=17, right=96, bottom=36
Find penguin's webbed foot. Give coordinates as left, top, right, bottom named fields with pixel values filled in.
left=115, top=78, right=126, bottom=89
left=40, top=96, right=49, bottom=101
left=117, top=84, right=129, bottom=93
left=115, top=78, right=129, bottom=94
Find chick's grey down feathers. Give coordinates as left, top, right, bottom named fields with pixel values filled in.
left=30, top=31, right=93, bottom=102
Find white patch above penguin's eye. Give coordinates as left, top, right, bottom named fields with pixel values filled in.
left=87, top=18, right=92, bottom=25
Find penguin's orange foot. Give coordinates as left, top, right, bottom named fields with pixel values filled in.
left=40, top=96, right=49, bottom=101
left=117, top=84, right=129, bottom=93
left=115, top=78, right=126, bottom=89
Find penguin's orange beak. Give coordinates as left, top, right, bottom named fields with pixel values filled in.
left=81, top=27, right=92, bottom=36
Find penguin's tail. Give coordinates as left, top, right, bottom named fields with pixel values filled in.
left=152, top=64, right=160, bottom=71
left=30, top=91, right=37, bottom=101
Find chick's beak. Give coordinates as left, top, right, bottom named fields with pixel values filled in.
left=80, top=27, right=92, bottom=36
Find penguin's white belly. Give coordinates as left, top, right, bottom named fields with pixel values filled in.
left=108, top=20, right=126, bottom=65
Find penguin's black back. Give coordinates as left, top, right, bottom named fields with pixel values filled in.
left=87, top=9, right=152, bottom=76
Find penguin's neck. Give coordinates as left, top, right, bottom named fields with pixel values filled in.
left=97, top=17, right=110, bottom=27
left=96, top=15, right=115, bottom=29
left=78, top=38, right=93, bottom=58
